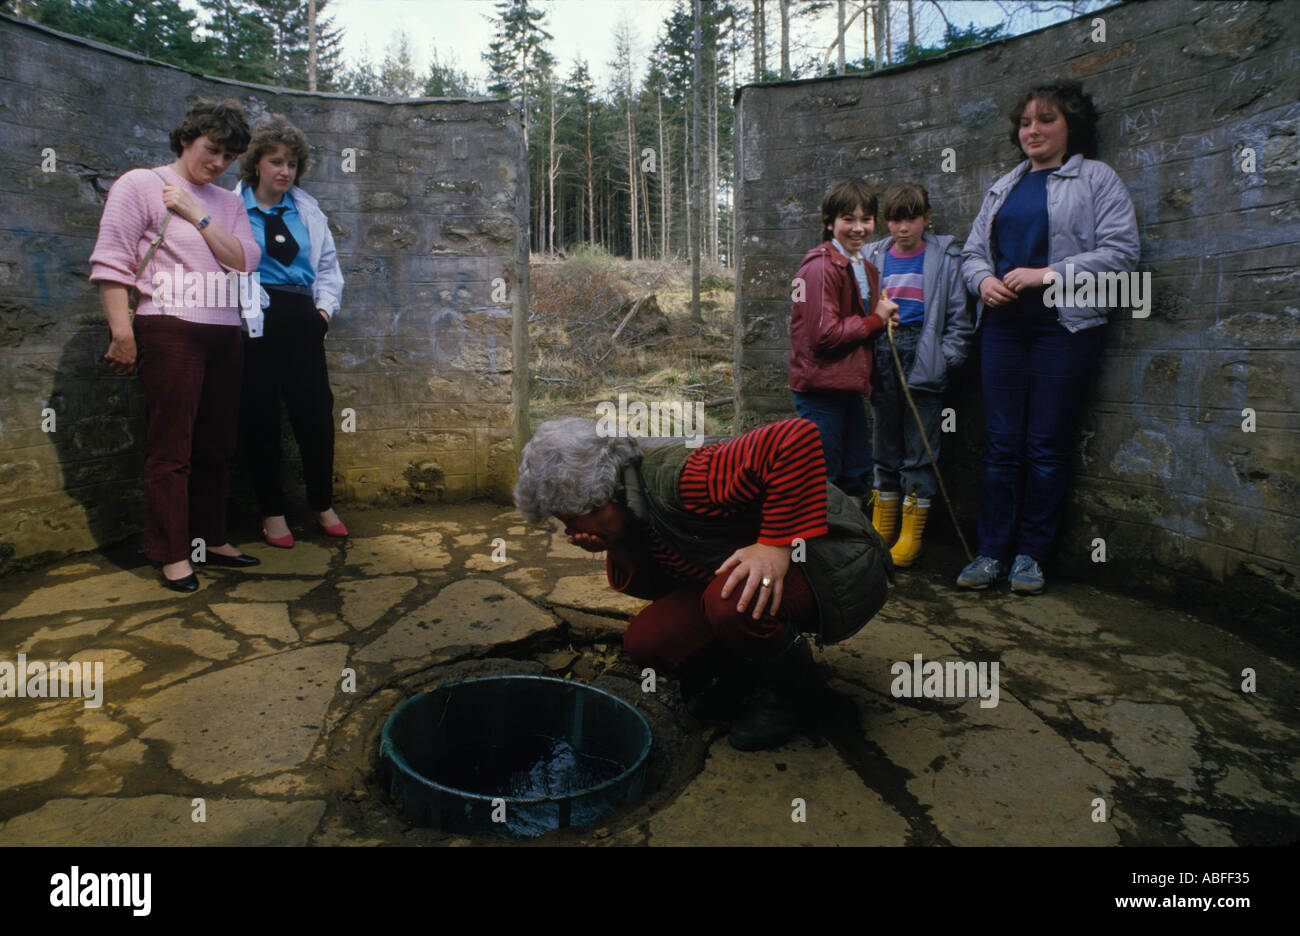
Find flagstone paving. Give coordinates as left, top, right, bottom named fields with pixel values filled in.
left=0, top=501, right=1296, bottom=847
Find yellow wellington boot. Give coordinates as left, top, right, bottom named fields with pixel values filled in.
left=870, top=490, right=901, bottom=547
left=890, top=495, right=930, bottom=568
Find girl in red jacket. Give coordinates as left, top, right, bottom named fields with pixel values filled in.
left=789, top=178, right=898, bottom=499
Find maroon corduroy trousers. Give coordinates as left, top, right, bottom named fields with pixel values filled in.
left=622, top=566, right=817, bottom=673
left=135, top=315, right=243, bottom=563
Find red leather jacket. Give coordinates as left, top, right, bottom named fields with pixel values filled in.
left=789, top=242, right=884, bottom=395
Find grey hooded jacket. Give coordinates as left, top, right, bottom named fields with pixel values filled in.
left=861, top=232, right=974, bottom=393
left=961, top=153, right=1139, bottom=333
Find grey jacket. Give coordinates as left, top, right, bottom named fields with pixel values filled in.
left=862, top=232, right=974, bottom=392
left=961, top=153, right=1139, bottom=333
left=232, top=181, right=345, bottom=336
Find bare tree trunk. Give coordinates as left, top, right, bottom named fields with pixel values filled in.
left=586, top=112, right=596, bottom=248
left=624, top=67, right=638, bottom=260
left=882, top=0, right=891, bottom=65
left=690, top=0, right=703, bottom=323
left=872, top=0, right=884, bottom=70
left=837, top=0, right=846, bottom=72
left=864, top=0, right=870, bottom=64
left=709, top=76, right=718, bottom=265
left=640, top=163, right=654, bottom=258
left=308, top=0, right=317, bottom=91
left=779, top=0, right=790, bottom=79
left=752, top=0, right=762, bottom=81
left=547, top=85, right=559, bottom=256
left=683, top=110, right=690, bottom=267
left=657, top=91, right=669, bottom=258
left=907, top=0, right=915, bottom=54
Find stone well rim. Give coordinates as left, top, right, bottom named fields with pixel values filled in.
left=379, top=673, right=653, bottom=805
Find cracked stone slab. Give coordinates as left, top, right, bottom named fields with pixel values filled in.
left=338, top=576, right=417, bottom=631
left=999, top=649, right=1118, bottom=700
left=1180, top=814, right=1236, bottom=846
left=140, top=661, right=212, bottom=693
left=243, top=543, right=332, bottom=577
left=72, top=648, right=145, bottom=684
left=546, top=574, right=648, bottom=618
left=555, top=607, right=628, bottom=642
left=1, top=570, right=180, bottom=620
left=502, top=567, right=550, bottom=599
left=644, top=736, right=911, bottom=845
left=464, top=553, right=516, bottom=572
left=18, top=618, right=114, bottom=653
left=76, top=709, right=129, bottom=746
left=228, top=579, right=322, bottom=602
left=819, top=611, right=963, bottom=699
left=124, top=643, right=349, bottom=784
left=839, top=677, right=1119, bottom=845
left=0, top=796, right=327, bottom=846
left=346, top=533, right=450, bottom=575
left=121, top=605, right=183, bottom=630
left=356, top=579, right=558, bottom=664
left=1068, top=699, right=1201, bottom=791
left=47, top=562, right=102, bottom=577
left=0, top=744, right=68, bottom=791
left=135, top=617, right=241, bottom=659
left=547, top=530, right=602, bottom=561
left=102, top=739, right=149, bottom=766
left=209, top=603, right=299, bottom=644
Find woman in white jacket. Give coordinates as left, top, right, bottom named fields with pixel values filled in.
left=236, top=115, right=347, bottom=547
left=957, top=82, right=1138, bottom=595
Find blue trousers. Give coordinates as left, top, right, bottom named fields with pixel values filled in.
left=977, top=308, right=1103, bottom=563
left=792, top=389, right=873, bottom=496
left=871, top=325, right=943, bottom=500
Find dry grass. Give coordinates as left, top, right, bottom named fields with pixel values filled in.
left=528, top=249, right=736, bottom=436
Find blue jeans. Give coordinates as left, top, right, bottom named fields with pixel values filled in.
left=977, top=308, right=1103, bottom=563
left=792, top=390, right=873, bottom=496
left=871, top=326, right=943, bottom=500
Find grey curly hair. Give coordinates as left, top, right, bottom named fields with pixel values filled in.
left=514, top=418, right=642, bottom=522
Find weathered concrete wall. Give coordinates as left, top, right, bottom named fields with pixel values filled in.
left=734, top=0, right=1299, bottom=631
left=0, top=14, right=529, bottom=565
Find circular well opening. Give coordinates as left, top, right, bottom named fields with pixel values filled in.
left=380, top=674, right=653, bottom=839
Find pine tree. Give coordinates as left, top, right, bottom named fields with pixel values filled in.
left=198, top=0, right=275, bottom=84
left=482, top=0, right=554, bottom=145
left=377, top=31, right=421, bottom=97
left=31, top=0, right=220, bottom=73
left=423, top=49, right=478, bottom=97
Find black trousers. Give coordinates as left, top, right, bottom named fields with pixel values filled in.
left=240, top=287, right=335, bottom=516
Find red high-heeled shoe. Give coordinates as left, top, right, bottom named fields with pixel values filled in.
left=315, top=511, right=348, bottom=537
left=262, top=518, right=294, bottom=549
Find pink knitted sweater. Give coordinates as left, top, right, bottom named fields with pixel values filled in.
left=89, top=165, right=261, bottom=326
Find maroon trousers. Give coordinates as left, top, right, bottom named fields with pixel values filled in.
left=135, top=315, right=243, bottom=563
left=622, top=567, right=817, bottom=674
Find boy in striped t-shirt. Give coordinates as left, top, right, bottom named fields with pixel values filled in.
left=862, top=184, right=975, bottom=567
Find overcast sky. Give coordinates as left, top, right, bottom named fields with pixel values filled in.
left=320, top=0, right=1108, bottom=92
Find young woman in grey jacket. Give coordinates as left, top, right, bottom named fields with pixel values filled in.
left=958, top=81, right=1139, bottom=594
left=235, top=115, right=347, bottom=548
left=861, top=183, right=975, bottom=568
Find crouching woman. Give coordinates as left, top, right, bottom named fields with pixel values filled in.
left=514, top=417, right=892, bottom=752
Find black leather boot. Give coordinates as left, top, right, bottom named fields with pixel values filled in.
left=677, top=648, right=752, bottom=723
left=727, top=628, right=824, bottom=752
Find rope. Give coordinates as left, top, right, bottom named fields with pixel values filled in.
left=885, top=318, right=975, bottom=563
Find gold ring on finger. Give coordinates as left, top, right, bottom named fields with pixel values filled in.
left=760, top=577, right=773, bottom=589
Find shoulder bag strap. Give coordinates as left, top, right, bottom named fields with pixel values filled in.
left=130, top=170, right=174, bottom=315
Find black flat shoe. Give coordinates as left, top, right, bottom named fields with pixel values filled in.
left=161, top=572, right=199, bottom=593
left=196, top=552, right=261, bottom=568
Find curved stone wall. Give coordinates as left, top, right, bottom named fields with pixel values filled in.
left=733, top=0, right=1299, bottom=635
left=0, top=14, right=529, bottom=566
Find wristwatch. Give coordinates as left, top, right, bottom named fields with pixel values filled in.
left=196, top=215, right=211, bottom=230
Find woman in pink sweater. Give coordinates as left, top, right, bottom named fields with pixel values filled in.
left=90, top=98, right=263, bottom=593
